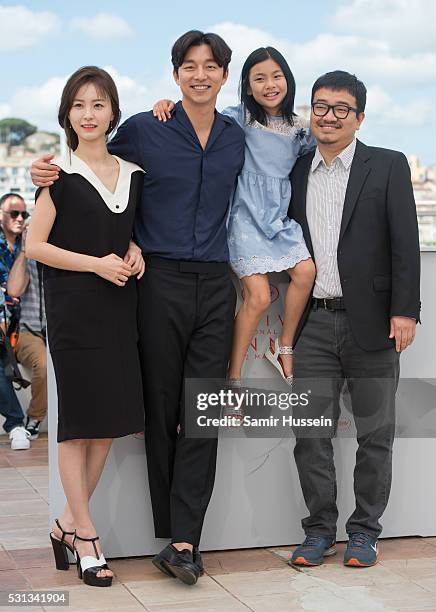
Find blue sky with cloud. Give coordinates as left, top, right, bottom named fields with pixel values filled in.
left=1, top=0, right=435, bottom=164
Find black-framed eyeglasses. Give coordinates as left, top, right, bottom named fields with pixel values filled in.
left=311, top=102, right=359, bottom=119
left=3, top=210, right=30, bottom=220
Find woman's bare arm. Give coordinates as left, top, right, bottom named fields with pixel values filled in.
left=26, top=188, right=133, bottom=286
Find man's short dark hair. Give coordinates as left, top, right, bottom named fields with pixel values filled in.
left=171, top=30, right=232, bottom=74
left=311, top=70, right=367, bottom=114
left=0, top=193, right=25, bottom=209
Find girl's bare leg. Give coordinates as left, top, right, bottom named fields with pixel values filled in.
left=278, top=258, right=316, bottom=377
left=228, top=274, right=271, bottom=380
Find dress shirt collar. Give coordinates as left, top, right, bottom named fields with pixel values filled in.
left=172, top=100, right=234, bottom=127
left=172, top=101, right=235, bottom=153
left=311, top=138, right=357, bottom=172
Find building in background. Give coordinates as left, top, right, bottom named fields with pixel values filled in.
left=408, top=155, right=427, bottom=184
left=0, top=118, right=60, bottom=208
left=408, top=155, right=436, bottom=247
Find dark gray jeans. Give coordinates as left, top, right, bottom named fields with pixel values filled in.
left=292, top=304, right=399, bottom=539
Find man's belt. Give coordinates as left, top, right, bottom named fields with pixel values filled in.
left=147, top=255, right=229, bottom=275
left=312, top=297, right=346, bottom=311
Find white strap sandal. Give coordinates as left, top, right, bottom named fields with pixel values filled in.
left=264, top=338, right=294, bottom=386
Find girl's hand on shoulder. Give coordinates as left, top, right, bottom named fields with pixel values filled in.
left=152, top=99, right=175, bottom=122
left=124, top=240, right=146, bottom=279
left=94, top=254, right=132, bottom=286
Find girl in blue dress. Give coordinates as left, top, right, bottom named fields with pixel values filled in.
left=153, top=47, right=315, bottom=386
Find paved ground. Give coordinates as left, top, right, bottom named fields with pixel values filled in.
left=1, top=435, right=436, bottom=611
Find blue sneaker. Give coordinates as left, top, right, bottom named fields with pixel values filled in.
left=344, top=532, right=378, bottom=567
left=289, top=535, right=336, bottom=566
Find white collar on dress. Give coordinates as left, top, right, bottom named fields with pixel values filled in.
left=53, top=153, right=144, bottom=214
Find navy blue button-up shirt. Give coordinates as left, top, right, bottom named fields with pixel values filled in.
left=108, top=101, right=245, bottom=262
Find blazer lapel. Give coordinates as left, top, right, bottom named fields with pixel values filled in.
left=297, top=152, right=315, bottom=256
left=339, top=140, right=372, bottom=242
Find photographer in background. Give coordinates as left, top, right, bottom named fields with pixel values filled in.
left=8, top=227, right=47, bottom=439
left=0, top=193, right=26, bottom=284
left=0, top=192, right=30, bottom=450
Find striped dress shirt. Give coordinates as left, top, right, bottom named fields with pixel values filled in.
left=306, top=138, right=357, bottom=298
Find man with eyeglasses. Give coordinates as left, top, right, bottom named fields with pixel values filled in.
left=0, top=193, right=31, bottom=450
left=287, top=71, right=420, bottom=568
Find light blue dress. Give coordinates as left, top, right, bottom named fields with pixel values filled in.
left=224, top=105, right=315, bottom=278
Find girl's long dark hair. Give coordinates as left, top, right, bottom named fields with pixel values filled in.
left=239, top=47, right=296, bottom=126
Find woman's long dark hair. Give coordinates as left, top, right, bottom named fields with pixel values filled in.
left=239, top=47, right=296, bottom=126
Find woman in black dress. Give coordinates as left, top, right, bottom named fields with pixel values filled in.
left=26, top=66, right=145, bottom=587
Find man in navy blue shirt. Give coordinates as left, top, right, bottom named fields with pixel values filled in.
left=110, top=97, right=243, bottom=263
left=32, top=30, right=244, bottom=584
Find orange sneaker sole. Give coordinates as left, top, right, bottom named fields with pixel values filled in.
left=344, top=557, right=377, bottom=567
left=291, top=547, right=336, bottom=567
left=291, top=556, right=320, bottom=566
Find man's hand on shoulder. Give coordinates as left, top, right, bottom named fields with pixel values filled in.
left=389, top=316, right=416, bottom=352
left=31, top=154, right=60, bottom=187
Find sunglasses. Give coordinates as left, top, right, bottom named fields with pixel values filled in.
left=3, top=210, right=30, bottom=220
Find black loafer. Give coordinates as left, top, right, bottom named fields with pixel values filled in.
left=193, top=546, right=204, bottom=576
left=152, top=544, right=200, bottom=585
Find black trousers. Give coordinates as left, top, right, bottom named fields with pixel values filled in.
left=137, top=257, right=236, bottom=546
left=292, top=305, right=399, bottom=539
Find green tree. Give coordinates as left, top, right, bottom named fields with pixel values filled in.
left=0, top=118, right=37, bottom=145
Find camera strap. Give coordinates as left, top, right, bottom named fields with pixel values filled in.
left=1, top=303, right=31, bottom=390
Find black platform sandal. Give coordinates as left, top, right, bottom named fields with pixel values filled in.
left=49, top=518, right=75, bottom=571
left=73, top=533, right=113, bottom=587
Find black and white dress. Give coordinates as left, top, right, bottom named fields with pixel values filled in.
left=36, top=153, right=145, bottom=442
